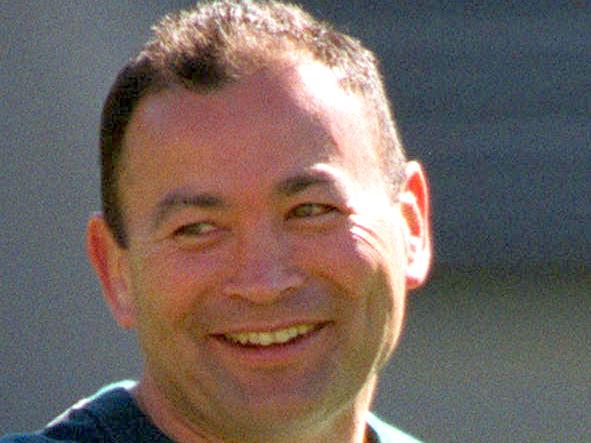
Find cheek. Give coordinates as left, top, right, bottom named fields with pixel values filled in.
left=130, top=246, right=228, bottom=319
left=345, top=221, right=408, bottom=364
left=294, top=222, right=406, bottom=370
left=295, top=219, right=405, bottom=299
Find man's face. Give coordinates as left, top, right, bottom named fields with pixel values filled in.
left=109, top=61, right=419, bottom=440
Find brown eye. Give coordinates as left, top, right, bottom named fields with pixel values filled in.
left=288, top=203, right=336, bottom=219
left=174, top=222, right=217, bottom=237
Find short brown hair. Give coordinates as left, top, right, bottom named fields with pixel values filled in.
left=100, top=0, right=406, bottom=247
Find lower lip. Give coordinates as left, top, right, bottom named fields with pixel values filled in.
left=210, top=324, right=330, bottom=368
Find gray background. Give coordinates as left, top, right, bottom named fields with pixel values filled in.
left=1, top=1, right=589, bottom=442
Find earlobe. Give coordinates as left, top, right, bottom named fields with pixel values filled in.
left=400, top=161, right=432, bottom=289
left=86, top=214, right=136, bottom=329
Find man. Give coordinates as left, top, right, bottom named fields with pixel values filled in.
left=3, top=1, right=431, bottom=442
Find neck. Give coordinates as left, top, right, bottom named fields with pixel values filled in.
left=131, top=373, right=377, bottom=443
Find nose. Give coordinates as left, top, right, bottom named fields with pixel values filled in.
left=222, top=223, right=304, bottom=303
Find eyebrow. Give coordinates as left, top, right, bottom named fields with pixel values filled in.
left=151, top=171, right=336, bottom=230
left=275, top=172, right=333, bottom=197
left=153, top=192, right=225, bottom=230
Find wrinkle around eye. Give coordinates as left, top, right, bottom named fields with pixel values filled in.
left=348, top=218, right=394, bottom=265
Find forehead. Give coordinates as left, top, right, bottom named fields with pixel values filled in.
left=120, top=61, right=383, bottom=204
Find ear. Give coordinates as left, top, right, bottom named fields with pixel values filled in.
left=399, top=161, right=432, bottom=289
left=86, top=213, right=136, bottom=329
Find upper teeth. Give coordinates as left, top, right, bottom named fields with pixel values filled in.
left=224, top=324, right=315, bottom=346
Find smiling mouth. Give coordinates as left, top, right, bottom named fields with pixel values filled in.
left=219, top=323, right=323, bottom=347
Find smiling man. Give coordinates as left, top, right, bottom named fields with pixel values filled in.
left=2, top=1, right=431, bottom=442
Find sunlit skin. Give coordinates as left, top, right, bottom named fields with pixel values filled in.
left=88, top=59, right=431, bottom=443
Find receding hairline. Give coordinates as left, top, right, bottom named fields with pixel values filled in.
left=114, top=57, right=393, bottom=231
left=117, top=55, right=386, bottom=183
left=100, top=0, right=406, bottom=247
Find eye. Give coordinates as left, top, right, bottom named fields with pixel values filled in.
left=287, top=203, right=336, bottom=219
left=173, top=221, right=218, bottom=237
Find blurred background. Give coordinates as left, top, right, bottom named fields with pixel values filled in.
left=1, top=1, right=589, bottom=442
